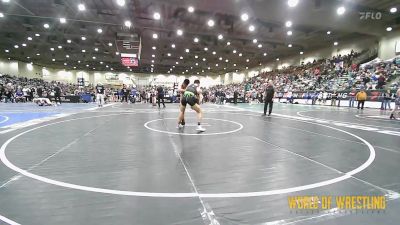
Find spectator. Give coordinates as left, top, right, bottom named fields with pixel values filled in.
left=356, top=89, right=367, bottom=110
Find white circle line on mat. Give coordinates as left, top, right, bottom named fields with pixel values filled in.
left=144, top=118, right=243, bottom=136
left=0, top=112, right=375, bottom=198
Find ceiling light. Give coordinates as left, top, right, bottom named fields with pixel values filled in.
left=4, top=49, right=9, bottom=53
left=194, top=37, right=199, bottom=43
left=153, top=12, right=161, bottom=20
left=212, top=51, right=216, bottom=55
left=66, top=55, right=70, bottom=58
left=43, top=23, right=50, bottom=29
left=124, top=20, right=132, bottom=27
left=233, top=64, right=236, bottom=67
left=171, top=44, right=176, bottom=48
left=152, top=46, right=156, bottom=50
left=285, top=21, right=292, bottom=27
left=215, top=64, right=219, bottom=67
left=337, top=6, right=345, bottom=15
left=188, top=6, right=195, bottom=13
left=0, top=13, right=3, bottom=18
left=207, top=19, right=215, bottom=27
left=82, top=49, right=86, bottom=52
left=253, top=39, right=258, bottom=44
left=246, top=67, right=248, bottom=69
left=241, top=13, right=249, bottom=21
left=195, top=55, right=198, bottom=58
left=60, top=18, right=66, bottom=24
left=239, top=53, right=243, bottom=57
left=386, top=27, right=393, bottom=32
left=116, top=52, right=120, bottom=55
left=52, top=59, right=55, bottom=61
left=167, top=53, right=171, bottom=57
left=78, top=61, right=81, bottom=63
left=233, top=50, right=237, bottom=53
left=327, top=31, right=331, bottom=35
left=78, top=3, right=86, bottom=11
left=67, top=39, right=72, bottom=43
left=116, top=0, right=125, bottom=6
left=64, top=63, right=67, bottom=66
left=287, top=30, right=293, bottom=36
left=202, top=58, right=206, bottom=61
left=58, top=45, right=62, bottom=49
left=177, top=29, right=183, bottom=36
left=152, top=33, right=158, bottom=39
left=81, top=36, right=86, bottom=40
left=225, top=59, right=229, bottom=62
left=176, top=62, right=179, bottom=65
left=218, top=34, right=223, bottom=40
left=390, top=7, right=397, bottom=13
left=288, top=44, right=292, bottom=47
left=152, top=54, right=155, bottom=58
left=92, top=56, right=96, bottom=59
left=204, top=47, right=208, bottom=51
left=14, top=45, right=19, bottom=48
left=258, top=44, right=262, bottom=48
left=276, top=58, right=280, bottom=61
left=27, top=37, right=32, bottom=41
left=246, top=59, right=250, bottom=62
left=334, top=41, right=338, bottom=46
left=179, top=56, right=183, bottom=60
left=151, top=60, right=154, bottom=63
left=219, top=57, right=222, bottom=60
left=151, top=64, right=154, bottom=67
left=227, top=42, right=231, bottom=46
left=94, top=48, right=98, bottom=51
left=300, top=51, right=304, bottom=55
left=263, top=52, right=267, bottom=56
left=22, top=43, right=27, bottom=47
left=249, top=25, right=255, bottom=32
left=195, top=63, right=199, bottom=66
left=288, top=0, right=299, bottom=7
left=100, top=62, right=103, bottom=64
left=36, top=53, right=40, bottom=56
left=185, top=49, right=190, bottom=53
left=35, top=33, right=40, bottom=37
left=97, top=28, right=103, bottom=33
left=108, top=42, right=113, bottom=46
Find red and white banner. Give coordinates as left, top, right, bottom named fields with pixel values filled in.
left=121, top=57, right=139, bottom=67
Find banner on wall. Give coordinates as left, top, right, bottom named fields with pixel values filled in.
left=77, top=78, right=84, bottom=87
left=279, top=90, right=396, bottom=102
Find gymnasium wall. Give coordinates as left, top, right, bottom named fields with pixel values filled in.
left=378, top=30, right=400, bottom=60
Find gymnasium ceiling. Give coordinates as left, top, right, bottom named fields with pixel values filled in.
left=0, top=0, right=399, bottom=75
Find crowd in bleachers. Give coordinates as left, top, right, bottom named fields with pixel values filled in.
left=0, top=74, right=95, bottom=103
left=205, top=50, right=399, bottom=103
left=1, top=49, right=399, bottom=105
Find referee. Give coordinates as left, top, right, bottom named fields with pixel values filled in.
left=263, top=81, right=275, bottom=116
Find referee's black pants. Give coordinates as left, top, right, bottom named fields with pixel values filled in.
left=264, top=99, right=273, bottom=115
left=157, top=94, right=165, bottom=108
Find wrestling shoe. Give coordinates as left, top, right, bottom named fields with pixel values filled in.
left=196, top=125, right=206, bottom=132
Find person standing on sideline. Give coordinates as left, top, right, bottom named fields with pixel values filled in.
left=156, top=85, right=166, bottom=108
left=121, top=85, right=129, bottom=103
left=263, top=81, right=275, bottom=116
left=348, top=88, right=356, bottom=108
left=95, top=83, right=105, bottom=107
left=53, top=83, right=62, bottom=105
left=356, top=89, right=367, bottom=110
left=331, top=91, right=338, bottom=107
left=233, top=88, right=239, bottom=105
left=383, top=90, right=392, bottom=110
left=390, top=88, right=400, bottom=119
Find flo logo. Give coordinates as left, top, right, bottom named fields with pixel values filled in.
left=359, top=12, right=382, bottom=20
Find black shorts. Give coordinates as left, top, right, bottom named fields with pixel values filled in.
left=182, top=95, right=198, bottom=107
